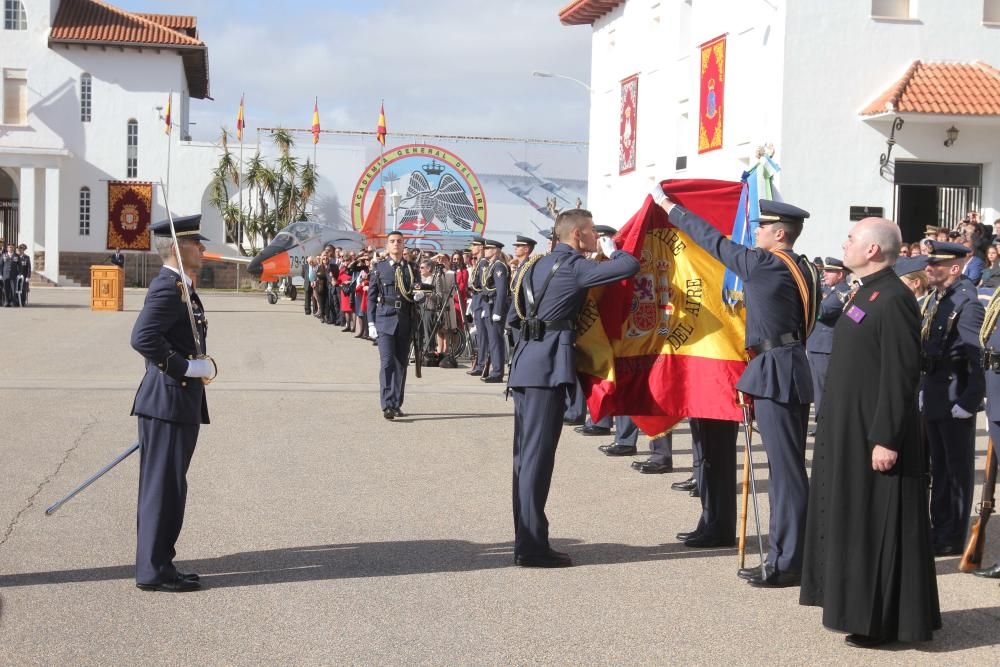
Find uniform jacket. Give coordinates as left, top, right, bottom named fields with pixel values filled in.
left=468, top=257, right=489, bottom=312
left=983, top=297, right=1000, bottom=422
left=482, top=259, right=511, bottom=323
left=0, top=253, right=15, bottom=280
left=806, top=279, right=851, bottom=355
left=367, top=257, right=421, bottom=336
left=507, top=243, right=640, bottom=388
left=668, top=205, right=816, bottom=403
left=920, top=275, right=985, bottom=419
left=130, top=266, right=210, bottom=425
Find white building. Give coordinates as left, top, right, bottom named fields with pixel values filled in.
left=0, top=0, right=226, bottom=286
left=560, top=0, right=1000, bottom=255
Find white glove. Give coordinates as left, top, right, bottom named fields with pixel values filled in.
left=368, top=323, right=377, bottom=338
left=184, top=358, right=214, bottom=379
left=598, top=236, right=617, bottom=257
left=481, top=309, right=487, bottom=319
left=650, top=183, right=667, bottom=205
left=413, top=290, right=425, bottom=302
left=491, top=313, right=501, bottom=322
left=918, top=391, right=923, bottom=412
left=951, top=404, right=974, bottom=419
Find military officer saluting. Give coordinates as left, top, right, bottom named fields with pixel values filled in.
left=368, top=230, right=424, bottom=420
left=654, top=190, right=818, bottom=588
left=508, top=235, right=537, bottom=349
left=806, top=257, right=851, bottom=433
left=130, top=214, right=215, bottom=592
left=480, top=239, right=510, bottom=383
left=920, top=240, right=985, bottom=556
left=466, top=237, right=490, bottom=376
left=508, top=209, right=639, bottom=567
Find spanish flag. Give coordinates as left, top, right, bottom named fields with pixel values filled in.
left=236, top=94, right=245, bottom=142
left=164, top=93, right=172, bottom=135
left=576, top=179, right=747, bottom=435
left=311, top=98, right=321, bottom=145
left=376, top=101, right=387, bottom=146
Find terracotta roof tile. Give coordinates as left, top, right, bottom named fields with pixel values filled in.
left=50, top=0, right=203, bottom=47
left=559, top=0, right=625, bottom=26
left=861, top=61, right=1000, bottom=116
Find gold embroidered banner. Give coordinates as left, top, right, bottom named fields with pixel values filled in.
left=107, top=181, right=152, bottom=250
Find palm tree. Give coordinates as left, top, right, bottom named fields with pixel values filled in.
left=272, top=127, right=294, bottom=157
left=298, top=159, right=318, bottom=219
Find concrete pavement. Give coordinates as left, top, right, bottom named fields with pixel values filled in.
left=1, top=288, right=997, bottom=665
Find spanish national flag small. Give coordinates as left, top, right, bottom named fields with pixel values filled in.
left=236, top=94, right=245, bottom=142
left=164, top=93, right=172, bottom=135
left=376, top=101, right=387, bottom=146
left=311, top=98, right=321, bottom=145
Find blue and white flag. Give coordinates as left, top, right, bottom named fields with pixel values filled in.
left=722, top=155, right=781, bottom=307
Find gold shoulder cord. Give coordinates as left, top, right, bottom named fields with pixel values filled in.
left=920, top=291, right=939, bottom=343
left=394, top=262, right=416, bottom=303
left=512, top=254, right=545, bottom=320
left=481, top=259, right=498, bottom=295
left=980, top=285, right=1000, bottom=347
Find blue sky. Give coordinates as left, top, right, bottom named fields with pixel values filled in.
left=124, top=0, right=593, bottom=144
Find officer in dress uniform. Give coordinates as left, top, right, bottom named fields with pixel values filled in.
left=973, top=276, right=1000, bottom=580
left=481, top=239, right=510, bottom=383
left=466, top=237, right=489, bottom=376
left=676, top=418, right=739, bottom=548
left=806, top=258, right=850, bottom=434
left=16, top=244, right=30, bottom=306
left=130, top=214, right=214, bottom=592
left=0, top=243, right=15, bottom=307
left=507, top=209, right=640, bottom=567
left=919, top=240, right=985, bottom=556
left=654, top=190, right=818, bottom=588
left=367, top=230, right=424, bottom=420
left=508, top=235, right=537, bottom=349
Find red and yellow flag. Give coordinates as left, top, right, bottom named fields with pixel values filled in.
left=376, top=102, right=387, bottom=146
left=236, top=94, right=245, bottom=142
left=311, top=98, right=321, bottom=145
left=163, top=93, right=172, bottom=135
left=576, top=179, right=747, bottom=435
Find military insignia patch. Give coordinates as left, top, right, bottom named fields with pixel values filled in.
left=869, top=291, right=879, bottom=302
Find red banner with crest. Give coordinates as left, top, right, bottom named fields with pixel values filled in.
left=619, top=74, right=638, bottom=175
left=698, top=35, right=726, bottom=154
left=107, top=181, right=152, bottom=250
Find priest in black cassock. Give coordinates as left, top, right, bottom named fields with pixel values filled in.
left=799, top=217, right=940, bottom=648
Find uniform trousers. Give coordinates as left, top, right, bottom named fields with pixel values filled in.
left=690, top=418, right=738, bottom=540
left=483, top=314, right=506, bottom=379
left=136, top=416, right=199, bottom=585
left=563, top=380, right=586, bottom=423
left=512, top=386, right=566, bottom=557
left=376, top=321, right=411, bottom=411
left=303, top=282, right=313, bottom=314
left=926, top=416, right=976, bottom=549
left=754, top=398, right=810, bottom=572
left=807, top=352, right=830, bottom=420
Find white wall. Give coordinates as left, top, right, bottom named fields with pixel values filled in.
left=782, top=1, right=1000, bottom=256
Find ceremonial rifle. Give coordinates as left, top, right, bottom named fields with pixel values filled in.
left=959, top=439, right=997, bottom=572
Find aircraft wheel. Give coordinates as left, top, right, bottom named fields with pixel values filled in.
left=267, top=292, right=278, bottom=305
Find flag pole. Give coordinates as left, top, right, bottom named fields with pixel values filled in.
left=379, top=99, right=389, bottom=231
left=238, top=93, right=244, bottom=250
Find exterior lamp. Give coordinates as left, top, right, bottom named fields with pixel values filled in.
left=944, top=126, right=959, bottom=148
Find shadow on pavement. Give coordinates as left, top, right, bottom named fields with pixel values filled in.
left=0, top=537, right=747, bottom=590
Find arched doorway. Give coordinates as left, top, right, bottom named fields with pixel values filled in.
left=0, top=168, right=18, bottom=245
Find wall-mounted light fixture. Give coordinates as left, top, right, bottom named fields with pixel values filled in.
left=944, top=125, right=959, bottom=148
left=878, top=117, right=904, bottom=178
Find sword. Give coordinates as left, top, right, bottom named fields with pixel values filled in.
left=45, top=442, right=140, bottom=515
left=737, top=391, right=767, bottom=578
left=155, top=180, right=217, bottom=383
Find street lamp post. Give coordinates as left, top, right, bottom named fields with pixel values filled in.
left=390, top=190, right=402, bottom=232
left=532, top=70, right=592, bottom=93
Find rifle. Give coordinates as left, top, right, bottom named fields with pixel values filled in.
left=959, top=438, right=997, bottom=571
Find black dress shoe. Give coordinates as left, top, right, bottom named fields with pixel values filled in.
left=738, top=564, right=770, bottom=581
left=576, top=425, right=611, bottom=436
left=637, top=461, right=673, bottom=474
left=747, top=563, right=800, bottom=588
left=393, top=408, right=406, bottom=418
left=136, top=577, right=202, bottom=593
left=383, top=408, right=395, bottom=420
left=482, top=376, right=504, bottom=383
left=177, top=572, right=200, bottom=582
left=689, top=487, right=700, bottom=498
left=602, top=443, right=637, bottom=457
left=683, top=534, right=736, bottom=548
left=933, top=543, right=962, bottom=557
left=514, top=550, right=572, bottom=568
left=676, top=530, right=702, bottom=541
left=563, top=417, right=585, bottom=426
left=844, top=633, right=890, bottom=649
left=972, top=562, right=1000, bottom=578
left=671, top=476, right=696, bottom=492
left=466, top=368, right=483, bottom=376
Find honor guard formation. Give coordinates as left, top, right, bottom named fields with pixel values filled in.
left=40, top=193, right=1000, bottom=652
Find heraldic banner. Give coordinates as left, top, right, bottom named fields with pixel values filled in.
left=698, top=35, right=726, bottom=154
left=107, top=181, right=152, bottom=250
left=575, top=179, right=747, bottom=435
left=619, top=74, right=638, bottom=175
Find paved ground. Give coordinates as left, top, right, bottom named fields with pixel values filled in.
left=1, top=288, right=998, bottom=665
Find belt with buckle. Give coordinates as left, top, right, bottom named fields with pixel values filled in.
left=746, top=332, right=801, bottom=357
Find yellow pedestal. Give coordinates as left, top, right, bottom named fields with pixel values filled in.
left=90, top=265, right=124, bottom=311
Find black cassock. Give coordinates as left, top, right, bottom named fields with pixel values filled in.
left=799, top=266, right=941, bottom=642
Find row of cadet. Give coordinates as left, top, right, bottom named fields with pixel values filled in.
left=0, top=241, right=31, bottom=307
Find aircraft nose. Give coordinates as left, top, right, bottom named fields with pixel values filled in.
left=247, top=254, right=264, bottom=276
